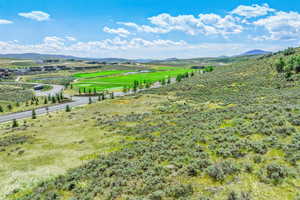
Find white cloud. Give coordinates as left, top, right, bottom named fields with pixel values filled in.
left=18, top=11, right=50, bottom=21
left=0, top=36, right=187, bottom=58
left=120, top=13, right=243, bottom=36
left=0, top=19, right=13, bottom=24
left=66, top=36, right=77, bottom=41
left=254, top=11, right=300, bottom=40
left=103, top=26, right=131, bottom=37
left=231, top=4, right=275, bottom=18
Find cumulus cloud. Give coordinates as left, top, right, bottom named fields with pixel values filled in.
left=66, top=36, right=77, bottom=41
left=120, top=13, right=243, bottom=36
left=0, top=36, right=187, bottom=57
left=254, top=11, right=300, bottom=40
left=18, top=11, right=50, bottom=21
left=103, top=26, right=131, bottom=37
left=231, top=4, right=275, bottom=18
left=0, top=19, right=13, bottom=24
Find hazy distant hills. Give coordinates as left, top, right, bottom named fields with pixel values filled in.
left=0, top=53, right=156, bottom=63
left=0, top=50, right=272, bottom=64
left=239, top=49, right=272, bottom=56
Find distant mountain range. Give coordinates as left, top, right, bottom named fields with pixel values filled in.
left=0, top=53, right=158, bottom=63
left=239, top=49, right=272, bottom=56
left=0, top=50, right=272, bottom=64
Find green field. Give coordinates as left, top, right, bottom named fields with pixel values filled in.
left=73, top=68, right=193, bottom=91
left=73, top=69, right=132, bottom=78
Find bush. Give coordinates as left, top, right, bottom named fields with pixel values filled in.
left=283, top=47, right=296, bottom=56
left=260, top=163, right=288, bottom=184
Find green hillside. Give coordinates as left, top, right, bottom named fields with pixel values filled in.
left=3, top=48, right=300, bottom=200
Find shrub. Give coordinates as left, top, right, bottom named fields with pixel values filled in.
left=261, top=163, right=288, bottom=184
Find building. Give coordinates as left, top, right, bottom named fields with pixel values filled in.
left=191, top=66, right=205, bottom=69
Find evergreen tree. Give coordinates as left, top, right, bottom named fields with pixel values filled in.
left=52, top=96, right=56, bottom=104
left=0, top=105, right=3, bottom=112
left=167, top=76, right=171, bottom=84
left=66, top=105, right=71, bottom=112
left=32, top=109, right=36, bottom=119
left=12, top=119, right=18, bottom=128
left=44, top=97, right=48, bottom=104
left=7, top=104, right=12, bottom=111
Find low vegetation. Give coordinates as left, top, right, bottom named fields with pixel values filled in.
left=1, top=48, right=300, bottom=199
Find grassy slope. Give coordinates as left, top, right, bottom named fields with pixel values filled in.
left=2, top=50, right=300, bottom=199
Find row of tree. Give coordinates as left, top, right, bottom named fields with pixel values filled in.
left=0, top=93, right=65, bottom=113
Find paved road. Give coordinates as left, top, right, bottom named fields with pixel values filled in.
left=0, top=96, right=97, bottom=123
left=0, top=78, right=175, bottom=123
left=35, top=84, right=64, bottom=97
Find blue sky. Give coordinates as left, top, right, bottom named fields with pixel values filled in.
left=0, top=0, right=300, bottom=58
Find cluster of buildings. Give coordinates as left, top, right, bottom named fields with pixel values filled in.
left=0, top=65, right=104, bottom=79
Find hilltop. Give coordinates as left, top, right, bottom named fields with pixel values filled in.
left=239, top=49, right=272, bottom=56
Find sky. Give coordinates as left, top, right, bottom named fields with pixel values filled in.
left=0, top=0, right=300, bottom=59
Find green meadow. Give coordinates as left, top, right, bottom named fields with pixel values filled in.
left=73, top=69, right=132, bottom=78
left=73, top=68, right=193, bottom=91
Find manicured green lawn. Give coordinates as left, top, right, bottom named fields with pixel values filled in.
left=73, top=69, right=193, bottom=91
left=73, top=70, right=132, bottom=78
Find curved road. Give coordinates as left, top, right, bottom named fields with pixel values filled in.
left=0, top=78, right=174, bottom=124
left=35, top=84, right=65, bottom=97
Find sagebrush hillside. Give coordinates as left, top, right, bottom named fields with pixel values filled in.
left=3, top=48, right=300, bottom=200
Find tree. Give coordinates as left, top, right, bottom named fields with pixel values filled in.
left=89, top=97, right=92, bottom=104
left=66, top=105, right=71, bottom=112
left=52, top=96, right=56, bottom=104
left=167, top=76, right=171, bottom=84
left=94, top=88, right=97, bottom=95
left=32, top=109, right=36, bottom=119
left=275, top=58, right=285, bottom=73
left=98, top=94, right=102, bottom=101
left=283, top=47, right=295, bottom=56
left=110, top=92, right=114, bottom=99
left=176, top=74, right=182, bottom=82
left=7, top=104, right=12, bottom=111
left=12, top=119, right=18, bottom=128
left=16, top=102, right=20, bottom=107
left=44, top=97, right=48, bottom=104
left=0, top=105, right=3, bottom=112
